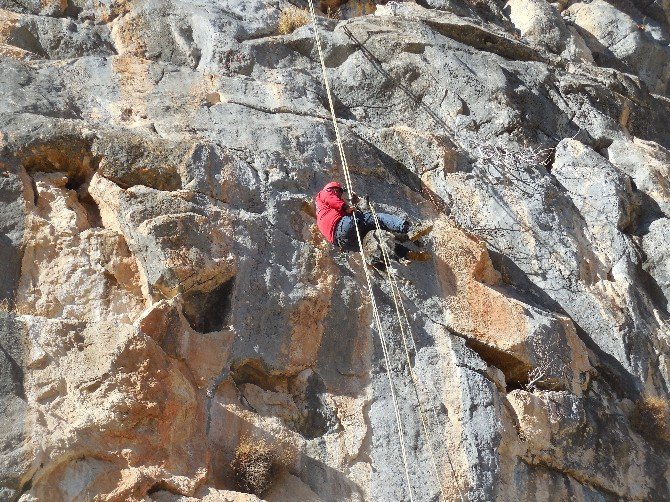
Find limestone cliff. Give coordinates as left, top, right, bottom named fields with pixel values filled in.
left=1, top=0, right=669, bottom=500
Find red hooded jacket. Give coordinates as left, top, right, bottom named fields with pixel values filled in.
left=315, top=182, right=349, bottom=244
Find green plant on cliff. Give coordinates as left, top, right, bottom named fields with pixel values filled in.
left=231, top=436, right=282, bottom=495
left=631, top=396, right=670, bottom=443
left=277, top=6, right=311, bottom=35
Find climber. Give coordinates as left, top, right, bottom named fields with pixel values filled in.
left=314, top=181, right=431, bottom=259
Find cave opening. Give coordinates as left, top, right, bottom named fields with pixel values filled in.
left=182, top=277, right=236, bottom=333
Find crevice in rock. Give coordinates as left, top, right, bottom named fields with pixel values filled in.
left=65, top=171, right=103, bottom=229
left=464, top=339, right=531, bottom=391
left=182, top=276, right=236, bottom=333
left=21, top=137, right=98, bottom=179
left=64, top=0, right=83, bottom=19
left=0, top=343, right=25, bottom=400
left=519, top=456, right=626, bottom=500
left=636, top=257, right=669, bottom=315
left=15, top=468, right=35, bottom=502
left=19, top=138, right=104, bottom=228
left=146, top=480, right=187, bottom=497
left=230, top=359, right=282, bottom=392
left=422, top=18, right=544, bottom=63
left=621, top=187, right=666, bottom=237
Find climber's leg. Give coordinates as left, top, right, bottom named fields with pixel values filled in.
left=358, top=211, right=407, bottom=233
left=334, top=215, right=360, bottom=251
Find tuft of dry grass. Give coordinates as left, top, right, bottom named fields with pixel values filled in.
left=631, top=396, right=670, bottom=443
left=231, top=436, right=285, bottom=496
left=277, top=6, right=311, bottom=35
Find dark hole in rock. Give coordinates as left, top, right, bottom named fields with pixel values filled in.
left=66, top=173, right=103, bottom=228
left=21, top=139, right=103, bottom=228
left=64, top=0, right=83, bottom=18
left=465, top=339, right=531, bottom=391
left=230, top=359, right=277, bottom=391
left=182, top=277, right=235, bottom=333
left=290, top=370, right=338, bottom=439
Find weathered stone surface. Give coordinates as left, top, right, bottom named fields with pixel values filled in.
left=21, top=318, right=208, bottom=501
left=505, top=0, right=594, bottom=62
left=643, top=218, right=670, bottom=305
left=0, top=0, right=669, bottom=500
left=607, top=136, right=670, bottom=216
left=505, top=388, right=663, bottom=499
left=564, top=0, right=670, bottom=93
left=0, top=171, right=26, bottom=302
left=0, top=8, right=116, bottom=60
left=0, top=312, right=30, bottom=500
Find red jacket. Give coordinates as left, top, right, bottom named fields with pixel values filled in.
left=315, top=183, right=348, bottom=244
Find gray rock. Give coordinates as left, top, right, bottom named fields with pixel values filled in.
left=505, top=0, right=594, bottom=62
left=3, top=11, right=116, bottom=60
left=0, top=312, right=31, bottom=498
left=643, top=218, right=670, bottom=305
left=0, top=172, right=25, bottom=303
left=0, top=0, right=669, bottom=499
left=564, top=0, right=670, bottom=93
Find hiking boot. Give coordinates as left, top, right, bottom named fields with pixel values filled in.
left=407, top=222, right=433, bottom=242
left=406, top=250, right=431, bottom=262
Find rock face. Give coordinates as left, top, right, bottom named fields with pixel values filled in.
left=0, top=0, right=669, bottom=501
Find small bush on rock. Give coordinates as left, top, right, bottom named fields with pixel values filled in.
left=231, top=436, right=281, bottom=495
left=277, top=6, right=311, bottom=35
left=632, top=396, right=670, bottom=443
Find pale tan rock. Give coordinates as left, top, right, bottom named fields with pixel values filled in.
left=2, top=0, right=669, bottom=499
left=564, top=0, right=670, bottom=92
left=607, top=137, right=670, bottom=215
left=194, top=487, right=263, bottom=501
left=432, top=217, right=591, bottom=392
left=16, top=173, right=145, bottom=323
left=22, top=319, right=207, bottom=500
left=505, top=0, right=594, bottom=62
left=506, top=389, right=653, bottom=499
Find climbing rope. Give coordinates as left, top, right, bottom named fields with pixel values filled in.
left=305, top=1, right=415, bottom=500
left=306, top=4, right=470, bottom=501
left=368, top=203, right=466, bottom=502
left=368, top=206, right=447, bottom=500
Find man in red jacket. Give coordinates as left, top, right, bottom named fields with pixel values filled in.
left=315, top=181, right=428, bottom=253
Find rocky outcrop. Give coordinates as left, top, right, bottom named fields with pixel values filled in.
left=1, top=0, right=669, bottom=501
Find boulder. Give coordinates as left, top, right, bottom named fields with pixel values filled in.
left=643, top=218, right=670, bottom=304
left=564, top=0, right=670, bottom=93
left=505, top=0, right=594, bottom=62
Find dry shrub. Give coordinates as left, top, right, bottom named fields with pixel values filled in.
left=231, top=436, right=284, bottom=496
left=0, top=298, right=10, bottom=312
left=277, top=6, right=311, bottom=35
left=632, top=396, right=670, bottom=443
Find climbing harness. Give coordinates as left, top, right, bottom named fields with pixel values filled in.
left=305, top=3, right=466, bottom=501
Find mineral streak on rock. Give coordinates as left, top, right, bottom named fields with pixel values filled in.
left=0, top=0, right=669, bottom=500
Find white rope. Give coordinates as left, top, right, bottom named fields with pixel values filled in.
left=397, top=288, right=466, bottom=502
left=368, top=204, right=468, bottom=502
left=305, top=2, right=415, bottom=500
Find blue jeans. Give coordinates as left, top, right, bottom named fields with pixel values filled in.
left=334, top=211, right=406, bottom=251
